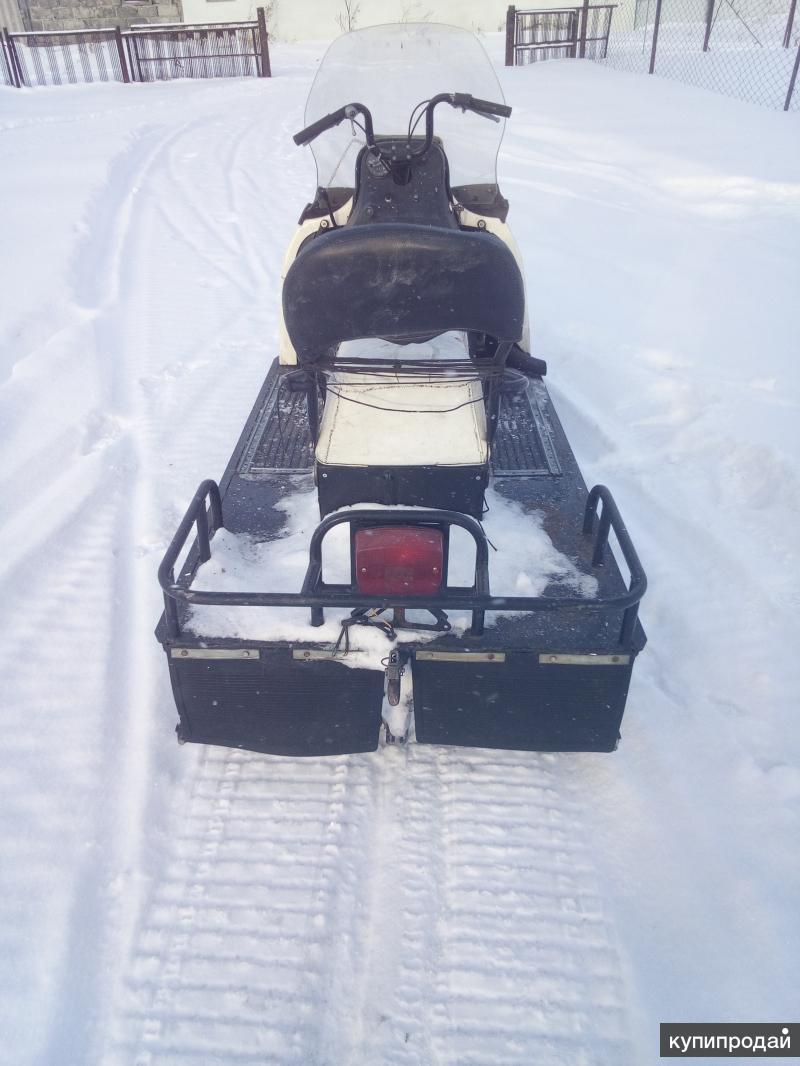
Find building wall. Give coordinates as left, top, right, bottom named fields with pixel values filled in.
left=180, top=0, right=553, bottom=39
left=24, top=0, right=184, bottom=32
left=181, top=0, right=256, bottom=23
left=0, top=0, right=24, bottom=30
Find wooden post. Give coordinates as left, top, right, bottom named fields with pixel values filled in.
left=505, top=5, right=516, bottom=66
left=257, top=6, right=271, bottom=77
left=114, top=26, right=130, bottom=83
left=648, top=0, right=663, bottom=73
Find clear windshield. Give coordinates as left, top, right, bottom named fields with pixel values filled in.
left=304, top=23, right=506, bottom=195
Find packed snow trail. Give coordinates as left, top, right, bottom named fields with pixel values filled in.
left=1, top=41, right=799, bottom=1066
left=104, top=746, right=634, bottom=1065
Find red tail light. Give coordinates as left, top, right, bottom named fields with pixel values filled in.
left=354, top=526, right=444, bottom=596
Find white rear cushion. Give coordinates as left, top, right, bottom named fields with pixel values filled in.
left=315, top=334, right=488, bottom=467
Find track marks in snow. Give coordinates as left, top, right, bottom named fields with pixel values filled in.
left=0, top=493, right=121, bottom=1059
left=106, top=747, right=635, bottom=1066
left=72, top=123, right=195, bottom=312
left=66, top=101, right=307, bottom=1064
left=107, top=752, right=374, bottom=1065
left=353, top=748, right=634, bottom=1066
left=0, top=100, right=254, bottom=1064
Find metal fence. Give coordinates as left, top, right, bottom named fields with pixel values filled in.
left=505, top=1, right=798, bottom=109
left=3, top=27, right=128, bottom=87
left=506, top=3, right=616, bottom=63
left=599, top=0, right=799, bottom=108
left=126, top=18, right=269, bottom=83
left=0, top=7, right=270, bottom=88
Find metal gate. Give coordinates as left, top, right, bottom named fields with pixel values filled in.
left=4, top=27, right=129, bottom=87
left=506, top=3, right=616, bottom=63
left=125, top=17, right=269, bottom=83
left=1, top=7, right=271, bottom=88
left=511, top=8, right=581, bottom=62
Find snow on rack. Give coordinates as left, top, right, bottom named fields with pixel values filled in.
left=186, top=485, right=598, bottom=667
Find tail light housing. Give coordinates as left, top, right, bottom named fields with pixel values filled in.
left=354, top=526, right=444, bottom=596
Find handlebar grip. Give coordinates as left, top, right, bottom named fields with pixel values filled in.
left=469, top=96, right=513, bottom=119
left=293, top=106, right=349, bottom=146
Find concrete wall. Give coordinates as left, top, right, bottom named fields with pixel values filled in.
left=24, top=0, right=184, bottom=32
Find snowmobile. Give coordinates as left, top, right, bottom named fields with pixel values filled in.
left=156, top=23, right=647, bottom=756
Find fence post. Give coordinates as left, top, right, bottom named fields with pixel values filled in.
left=256, top=6, right=271, bottom=77
left=785, top=42, right=800, bottom=108
left=505, top=6, right=516, bottom=66
left=601, top=5, right=614, bottom=58
left=649, top=0, right=663, bottom=73
left=3, top=27, right=21, bottom=87
left=579, top=0, right=590, bottom=57
left=126, top=31, right=141, bottom=82
left=114, top=26, right=130, bottom=83
left=1, top=29, right=11, bottom=87
left=783, top=0, right=797, bottom=47
left=702, top=0, right=715, bottom=50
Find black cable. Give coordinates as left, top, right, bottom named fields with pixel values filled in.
left=319, top=357, right=505, bottom=379
left=334, top=609, right=397, bottom=657
left=480, top=522, right=498, bottom=552
left=325, top=386, right=486, bottom=415
left=349, top=114, right=394, bottom=177
left=333, top=618, right=351, bottom=657
left=479, top=496, right=498, bottom=551
left=326, top=373, right=504, bottom=388
left=407, top=98, right=430, bottom=142
left=319, top=186, right=340, bottom=229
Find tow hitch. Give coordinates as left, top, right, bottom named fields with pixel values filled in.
left=385, top=648, right=405, bottom=706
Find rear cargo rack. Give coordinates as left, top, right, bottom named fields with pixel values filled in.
left=158, top=480, right=646, bottom=644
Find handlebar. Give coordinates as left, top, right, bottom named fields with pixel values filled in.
left=452, top=93, right=513, bottom=119
left=292, top=93, right=511, bottom=152
left=420, top=93, right=511, bottom=156
left=293, top=101, right=374, bottom=147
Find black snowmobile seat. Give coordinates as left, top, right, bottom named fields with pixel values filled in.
left=282, top=222, right=525, bottom=363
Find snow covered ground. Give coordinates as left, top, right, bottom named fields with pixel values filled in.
left=1, top=37, right=799, bottom=1066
